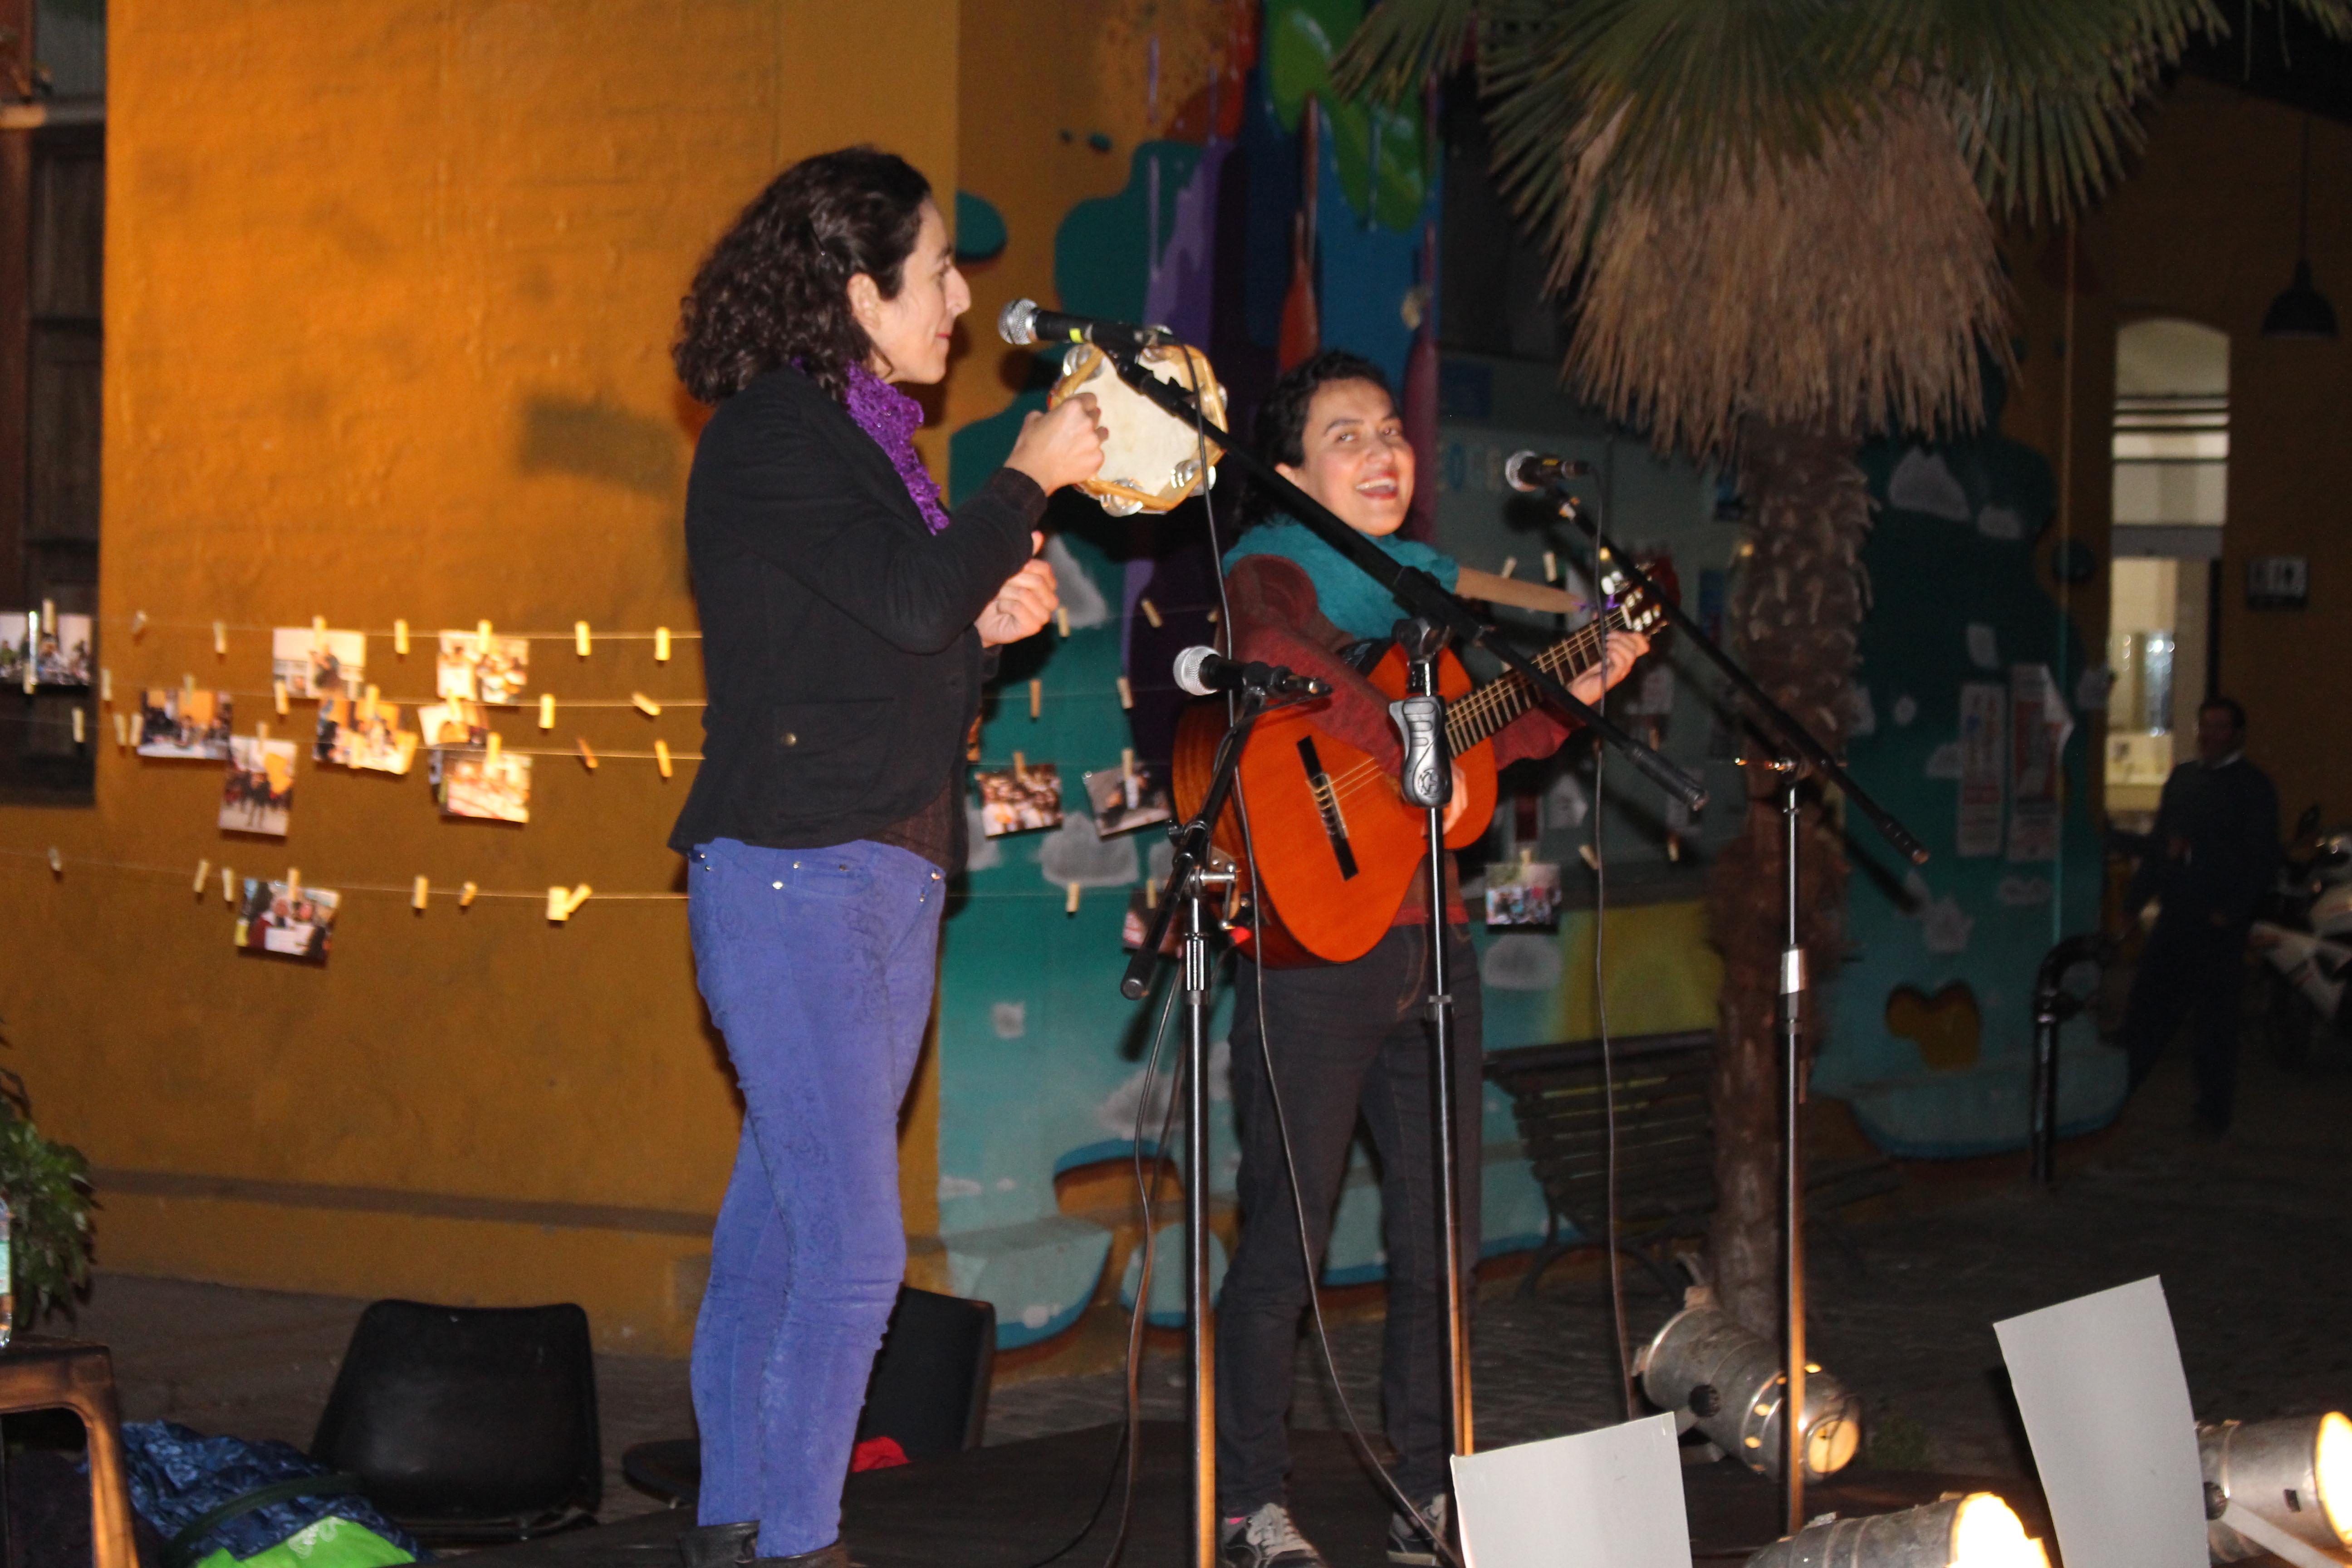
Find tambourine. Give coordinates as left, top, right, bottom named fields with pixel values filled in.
left=1048, top=343, right=1227, bottom=517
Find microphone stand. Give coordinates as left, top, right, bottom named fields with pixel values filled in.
left=1531, top=480, right=1928, bottom=1534
left=1122, top=683, right=1275, bottom=1568
left=1389, top=617, right=1475, bottom=1461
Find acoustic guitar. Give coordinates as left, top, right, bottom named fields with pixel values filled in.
left=1169, top=566, right=1671, bottom=966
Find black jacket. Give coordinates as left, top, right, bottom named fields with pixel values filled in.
left=2127, top=754, right=2280, bottom=929
left=668, top=365, right=1044, bottom=854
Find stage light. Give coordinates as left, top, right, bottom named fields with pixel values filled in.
left=1637, top=1303, right=1862, bottom=1480
left=2201, top=1412, right=2352, bottom=1561
left=1744, top=1493, right=2044, bottom=1568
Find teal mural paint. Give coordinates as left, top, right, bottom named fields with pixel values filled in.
left=1827, top=382, right=2117, bottom=1158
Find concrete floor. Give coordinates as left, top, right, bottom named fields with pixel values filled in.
left=56, top=1024, right=2352, bottom=1523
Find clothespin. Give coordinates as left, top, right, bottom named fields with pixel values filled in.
left=360, top=684, right=379, bottom=722
left=213, top=620, right=227, bottom=655
left=255, top=722, right=269, bottom=743
left=1205, top=608, right=1219, bottom=625
left=412, top=876, right=430, bottom=910
left=193, top=859, right=210, bottom=894
left=1117, top=676, right=1133, bottom=710
left=221, top=866, right=235, bottom=902
left=1121, top=747, right=1136, bottom=784
left=574, top=621, right=591, bottom=657
left=485, top=733, right=502, bottom=766
left=39, top=599, right=52, bottom=629
left=1065, top=882, right=1081, bottom=914
left=539, top=693, right=555, bottom=728
left=1144, top=880, right=1157, bottom=909
left=111, top=712, right=127, bottom=746
left=1500, top=557, right=1518, bottom=578
left=1544, top=551, right=1559, bottom=584
left=567, top=884, right=593, bottom=916
left=182, top=672, right=195, bottom=692
left=98, top=668, right=111, bottom=702
left=654, top=627, right=671, bottom=662
left=460, top=881, right=479, bottom=908
left=1029, top=680, right=1042, bottom=720
left=546, top=886, right=570, bottom=921
left=129, top=713, right=145, bottom=746
left=1140, top=597, right=1162, bottom=628
left=1056, top=606, right=1071, bottom=637
left=394, top=618, right=410, bottom=655
left=577, top=737, right=598, bottom=771
left=1520, top=845, right=1535, bottom=866
left=311, top=615, right=326, bottom=652
left=286, top=867, right=300, bottom=896
left=631, top=692, right=660, bottom=716
left=70, top=707, right=83, bottom=744
left=1665, top=833, right=1682, bottom=864
left=130, top=611, right=147, bottom=637
left=274, top=679, right=289, bottom=715
left=654, top=739, right=673, bottom=778
left=46, top=846, right=61, bottom=876
left=1578, top=843, right=1600, bottom=871
left=477, top=619, right=492, bottom=646
left=1012, top=750, right=1027, bottom=783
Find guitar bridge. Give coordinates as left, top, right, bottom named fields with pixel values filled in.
left=1294, top=736, right=1359, bottom=880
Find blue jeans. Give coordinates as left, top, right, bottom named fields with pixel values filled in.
left=686, top=837, right=944, bottom=1555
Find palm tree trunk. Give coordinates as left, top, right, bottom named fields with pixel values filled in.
left=1704, top=420, right=1869, bottom=1337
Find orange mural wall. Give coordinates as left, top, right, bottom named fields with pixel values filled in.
left=2, top=0, right=956, bottom=1353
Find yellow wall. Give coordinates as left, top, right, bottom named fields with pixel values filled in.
left=1999, top=78, right=2352, bottom=827
left=4, top=0, right=956, bottom=1354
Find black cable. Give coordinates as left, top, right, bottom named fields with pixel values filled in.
left=1589, top=549, right=1636, bottom=1419
left=1017, top=958, right=1182, bottom=1568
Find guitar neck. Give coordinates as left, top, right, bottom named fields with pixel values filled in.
left=1443, top=614, right=1625, bottom=752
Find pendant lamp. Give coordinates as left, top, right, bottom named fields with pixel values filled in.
left=2263, top=117, right=2337, bottom=341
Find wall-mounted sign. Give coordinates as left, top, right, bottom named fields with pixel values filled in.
left=2246, top=555, right=2309, bottom=609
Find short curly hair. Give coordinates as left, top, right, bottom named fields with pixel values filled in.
left=1245, top=349, right=1393, bottom=523
left=673, top=147, right=933, bottom=405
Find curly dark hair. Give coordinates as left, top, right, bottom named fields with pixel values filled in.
left=674, top=147, right=933, bottom=405
left=1244, top=348, right=1393, bottom=523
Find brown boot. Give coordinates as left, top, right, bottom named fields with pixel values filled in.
left=677, top=1521, right=760, bottom=1568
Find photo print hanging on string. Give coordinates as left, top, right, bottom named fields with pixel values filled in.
left=137, top=689, right=235, bottom=761
left=219, top=736, right=297, bottom=836
left=233, top=877, right=338, bottom=964
left=271, top=627, right=367, bottom=700
left=975, top=761, right=1062, bottom=837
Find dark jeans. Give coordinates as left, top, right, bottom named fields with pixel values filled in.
left=686, top=838, right=945, bottom=1555
left=2121, top=912, right=2246, bottom=1130
left=1215, top=924, right=1483, bottom=1515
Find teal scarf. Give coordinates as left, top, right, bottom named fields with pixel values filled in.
left=1222, top=518, right=1460, bottom=642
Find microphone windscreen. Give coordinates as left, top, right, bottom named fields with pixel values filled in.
left=1172, top=646, right=1218, bottom=699
left=997, top=299, right=1040, bottom=346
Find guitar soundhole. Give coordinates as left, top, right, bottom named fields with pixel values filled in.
left=1294, top=736, right=1359, bottom=880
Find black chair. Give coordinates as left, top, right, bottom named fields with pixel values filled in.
left=622, top=1285, right=995, bottom=1507
left=310, top=1299, right=601, bottom=1542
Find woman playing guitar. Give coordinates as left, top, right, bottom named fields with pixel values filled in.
left=1211, top=351, right=1647, bottom=1568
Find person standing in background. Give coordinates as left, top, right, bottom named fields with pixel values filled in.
left=2120, top=695, right=2279, bottom=1136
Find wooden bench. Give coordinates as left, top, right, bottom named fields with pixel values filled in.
left=1484, top=1030, right=1900, bottom=1296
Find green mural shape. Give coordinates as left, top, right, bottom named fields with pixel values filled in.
left=955, top=190, right=1007, bottom=262
left=1264, top=0, right=1428, bottom=231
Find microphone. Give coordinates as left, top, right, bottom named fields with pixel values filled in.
left=1172, top=647, right=1330, bottom=701
left=998, top=298, right=1168, bottom=353
left=1504, top=450, right=1596, bottom=492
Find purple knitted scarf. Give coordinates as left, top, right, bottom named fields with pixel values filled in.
left=839, top=362, right=951, bottom=534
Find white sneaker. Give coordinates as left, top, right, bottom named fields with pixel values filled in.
left=1386, top=1492, right=1450, bottom=1566
left=1220, top=1502, right=1329, bottom=1568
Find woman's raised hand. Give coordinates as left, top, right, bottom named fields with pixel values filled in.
left=1005, top=394, right=1107, bottom=494
left=976, top=533, right=1060, bottom=648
